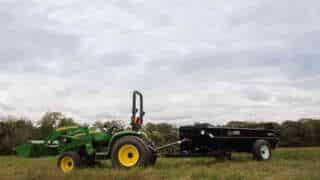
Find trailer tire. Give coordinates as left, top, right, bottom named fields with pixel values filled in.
left=253, top=139, right=272, bottom=161
left=57, top=152, right=81, bottom=173
left=111, top=136, right=150, bottom=169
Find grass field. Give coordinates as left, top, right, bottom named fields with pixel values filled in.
left=0, top=147, right=319, bottom=180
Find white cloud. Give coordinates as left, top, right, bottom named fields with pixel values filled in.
left=0, top=0, right=320, bottom=125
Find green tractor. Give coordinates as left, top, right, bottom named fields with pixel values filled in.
left=55, top=90, right=157, bottom=173
left=57, top=91, right=157, bottom=173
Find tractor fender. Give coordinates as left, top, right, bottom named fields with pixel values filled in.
left=106, top=130, right=147, bottom=156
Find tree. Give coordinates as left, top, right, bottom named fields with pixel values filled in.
left=37, top=112, right=78, bottom=138
left=58, top=117, right=78, bottom=127
left=144, top=123, right=178, bottom=146
left=0, top=117, right=34, bottom=154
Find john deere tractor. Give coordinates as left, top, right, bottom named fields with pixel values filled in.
left=55, top=91, right=156, bottom=173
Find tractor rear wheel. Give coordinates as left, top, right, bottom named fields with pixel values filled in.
left=111, top=136, right=150, bottom=169
left=57, top=152, right=81, bottom=173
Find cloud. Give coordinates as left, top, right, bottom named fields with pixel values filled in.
left=0, top=0, right=320, bottom=125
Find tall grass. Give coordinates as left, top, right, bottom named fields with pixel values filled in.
left=0, top=147, right=319, bottom=180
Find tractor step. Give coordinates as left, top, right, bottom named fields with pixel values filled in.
left=95, top=152, right=108, bottom=156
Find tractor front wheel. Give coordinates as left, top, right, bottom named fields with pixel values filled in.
left=111, top=136, right=150, bottom=169
left=57, top=152, right=81, bottom=173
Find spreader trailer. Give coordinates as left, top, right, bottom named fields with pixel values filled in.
left=162, top=124, right=280, bottom=161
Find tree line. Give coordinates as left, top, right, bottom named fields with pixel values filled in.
left=0, top=112, right=320, bottom=155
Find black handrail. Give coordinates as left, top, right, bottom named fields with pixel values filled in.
left=131, top=90, right=145, bottom=130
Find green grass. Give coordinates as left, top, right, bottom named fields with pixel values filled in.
left=0, top=147, right=319, bottom=180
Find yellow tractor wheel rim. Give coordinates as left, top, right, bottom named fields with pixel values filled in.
left=118, top=144, right=140, bottom=167
left=60, top=156, right=74, bottom=173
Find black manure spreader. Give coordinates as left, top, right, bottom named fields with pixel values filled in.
left=159, top=123, right=280, bottom=161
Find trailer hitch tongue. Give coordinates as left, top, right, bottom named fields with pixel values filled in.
left=155, top=138, right=190, bottom=151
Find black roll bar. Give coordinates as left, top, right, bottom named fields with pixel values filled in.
left=131, top=90, right=145, bottom=130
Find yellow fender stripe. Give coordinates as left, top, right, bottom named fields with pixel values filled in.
left=56, top=126, right=79, bottom=131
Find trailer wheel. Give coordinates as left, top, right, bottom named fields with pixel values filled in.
left=111, top=136, right=150, bottom=169
left=253, top=140, right=272, bottom=161
left=57, top=152, right=81, bottom=173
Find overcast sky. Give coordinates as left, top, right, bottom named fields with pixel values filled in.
left=0, top=0, right=320, bottom=125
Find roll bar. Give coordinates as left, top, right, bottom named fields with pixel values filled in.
left=131, top=90, right=145, bottom=130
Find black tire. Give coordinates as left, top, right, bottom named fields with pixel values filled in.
left=57, top=152, right=81, bottom=173
left=111, top=136, right=150, bottom=169
left=253, top=139, right=272, bottom=161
